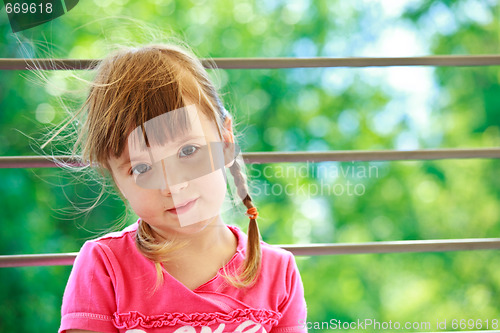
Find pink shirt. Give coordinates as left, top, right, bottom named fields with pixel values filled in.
left=59, top=221, right=308, bottom=333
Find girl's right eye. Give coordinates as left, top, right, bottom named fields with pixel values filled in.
left=179, top=144, right=199, bottom=158
left=131, top=164, right=151, bottom=176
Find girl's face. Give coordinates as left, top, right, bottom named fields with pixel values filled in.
left=108, top=105, right=234, bottom=237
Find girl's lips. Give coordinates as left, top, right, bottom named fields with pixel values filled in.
left=167, top=198, right=198, bottom=215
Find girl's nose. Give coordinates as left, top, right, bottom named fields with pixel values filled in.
left=161, top=181, right=188, bottom=197
left=159, top=159, right=188, bottom=196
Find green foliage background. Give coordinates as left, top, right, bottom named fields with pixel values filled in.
left=0, top=0, right=499, bottom=332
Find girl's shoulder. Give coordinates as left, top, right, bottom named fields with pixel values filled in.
left=260, top=239, right=295, bottom=263
left=71, top=220, right=151, bottom=280
left=94, top=220, right=139, bottom=242
left=75, top=220, right=140, bottom=260
left=227, top=224, right=296, bottom=265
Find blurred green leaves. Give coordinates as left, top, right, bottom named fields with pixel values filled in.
left=1, top=0, right=499, bottom=331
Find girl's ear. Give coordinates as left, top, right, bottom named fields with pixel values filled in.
left=223, top=142, right=239, bottom=168
left=221, top=115, right=237, bottom=168
left=222, top=114, right=234, bottom=144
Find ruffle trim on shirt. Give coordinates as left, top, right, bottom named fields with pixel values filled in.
left=113, top=308, right=281, bottom=329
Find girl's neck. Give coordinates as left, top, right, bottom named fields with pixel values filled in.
left=159, top=217, right=239, bottom=290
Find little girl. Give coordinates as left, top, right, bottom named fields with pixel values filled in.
left=55, top=43, right=308, bottom=333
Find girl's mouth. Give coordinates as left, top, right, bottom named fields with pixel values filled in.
left=167, top=198, right=198, bottom=215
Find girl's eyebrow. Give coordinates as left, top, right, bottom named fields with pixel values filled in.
left=173, top=134, right=207, bottom=144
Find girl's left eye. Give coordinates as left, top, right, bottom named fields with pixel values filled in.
left=179, top=145, right=199, bottom=157
left=131, top=164, right=151, bottom=176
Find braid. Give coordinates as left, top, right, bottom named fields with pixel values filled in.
left=226, top=158, right=262, bottom=287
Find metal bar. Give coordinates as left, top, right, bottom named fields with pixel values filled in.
left=0, top=155, right=82, bottom=168
left=0, top=156, right=86, bottom=169
left=0, top=252, right=79, bottom=267
left=1, top=238, right=499, bottom=267
left=0, top=58, right=99, bottom=70
left=1, top=148, right=499, bottom=169
left=2, top=55, right=500, bottom=70
left=280, top=238, right=500, bottom=256
left=242, top=148, right=500, bottom=164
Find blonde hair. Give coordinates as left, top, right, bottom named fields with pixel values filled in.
left=66, top=43, right=261, bottom=288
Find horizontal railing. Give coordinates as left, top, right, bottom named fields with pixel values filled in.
left=1, top=54, right=499, bottom=270
left=2, top=149, right=498, bottom=268
left=1, top=148, right=500, bottom=168
left=2, top=54, right=500, bottom=70
left=2, top=238, right=500, bottom=267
